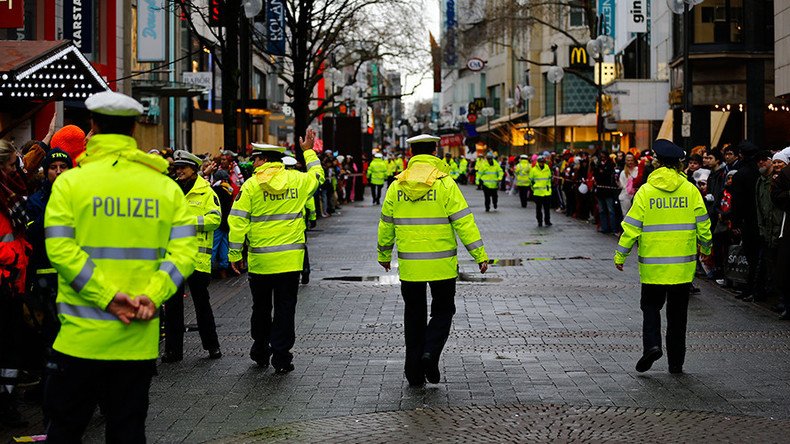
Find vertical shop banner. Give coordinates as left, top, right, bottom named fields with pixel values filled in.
left=137, top=0, right=165, bottom=62
left=64, top=0, right=93, bottom=54
left=625, top=0, right=647, bottom=33
left=266, top=0, right=286, bottom=56
left=443, top=0, right=457, bottom=67
left=598, top=0, right=616, bottom=40
left=0, top=0, right=25, bottom=29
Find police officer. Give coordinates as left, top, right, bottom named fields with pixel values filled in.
left=529, top=155, right=553, bottom=226
left=367, top=152, right=388, bottom=205
left=458, top=156, right=469, bottom=185
left=378, top=134, right=489, bottom=386
left=615, top=139, right=712, bottom=374
left=44, top=91, right=197, bottom=441
left=161, top=150, right=222, bottom=362
left=228, top=131, right=324, bottom=373
left=444, top=153, right=460, bottom=181
left=514, top=154, right=532, bottom=208
left=476, top=151, right=503, bottom=212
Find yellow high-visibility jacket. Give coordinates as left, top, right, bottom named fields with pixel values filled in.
left=228, top=150, right=324, bottom=274
left=476, top=159, right=503, bottom=189
left=615, top=167, right=713, bottom=284
left=514, top=160, right=532, bottom=187
left=45, top=134, right=196, bottom=361
left=183, top=175, right=221, bottom=273
left=378, top=154, right=488, bottom=282
left=529, top=164, right=552, bottom=196
left=367, top=158, right=388, bottom=185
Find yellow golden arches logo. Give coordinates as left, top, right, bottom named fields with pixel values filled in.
left=570, top=46, right=588, bottom=66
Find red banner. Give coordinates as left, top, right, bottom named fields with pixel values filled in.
left=440, top=134, right=463, bottom=148
left=0, top=0, right=24, bottom=29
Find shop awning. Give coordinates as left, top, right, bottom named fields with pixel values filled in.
left=476, top=110, right=530, bottom=133
left=656, top=110, right=673, bottom=140
left=0, top=40, right=109, bottom=103
left=528, top=113, right=596, bottom=127
left=132, top=79, right=206, bottom=98
left=710, top=111, right=730, bottom=148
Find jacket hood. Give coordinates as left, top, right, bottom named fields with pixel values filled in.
left=396, top=155, right=449, bottom=199
left=254, top=162, right=289, bottom=194
left=647, top=167, right=686, bottom=192
left=80, top=134, right=169, bottom=173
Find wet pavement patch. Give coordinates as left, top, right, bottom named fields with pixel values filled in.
left=488, top=258, right=523, bottom=266
left=521, top=241, right=543, bottom=245
left=323, top=275, right=400, bottom=285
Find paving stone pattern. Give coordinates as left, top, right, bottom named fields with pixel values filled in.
left=12, top=185, right=790, bottom=443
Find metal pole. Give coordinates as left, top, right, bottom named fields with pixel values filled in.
left=682, top=3, right=692, bottom=151
left=240, top=16, right=250, bottom=153
left=597, top=53, right=603, bottom=152
left=554, top=85, right=558, bottom=153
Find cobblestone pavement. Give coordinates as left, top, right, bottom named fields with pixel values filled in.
left=5, top=184, right=790, bottom=443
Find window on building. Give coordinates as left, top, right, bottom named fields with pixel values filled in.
left=544, top=74, right=557, bottom=116
left=487, top=84, right=501, bottom=117
left=563, top=69, right=596, bottom=114
left=569, top=7, right=587, bottom=28
left=693, top=0, right=744, bottom=44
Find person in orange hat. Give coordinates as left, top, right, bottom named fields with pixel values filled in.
left=49, top=125, right=86, bottom=167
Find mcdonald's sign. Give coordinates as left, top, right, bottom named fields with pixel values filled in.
left=569, top=46, right=589, bottom=68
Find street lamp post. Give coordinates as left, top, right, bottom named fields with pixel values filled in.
left=547, top=45, right=564, bottom=153
left=481, top=107, right=495, bottom=150
left=587, top=29, right=614, bottom=153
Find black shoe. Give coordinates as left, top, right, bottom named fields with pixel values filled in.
left=493, top=204, right=497, bottom=209
left=421, top=353, right=440, bottom=384
left=689, top=285, right=701, bottom=294
left=668, top=365, right=684, bottom=374
left=538, top=222, right=543, bottom=227
left=779, top=311, right=790, bottom=320
left=208, top=348, right=222, bottom=359
left=273, top=363, right=295, bottom=374
left=635, top=347, right=663, bottom=373
left=485, top=208, right=490, bottom=212
left=251, top=352, right=269, bottom=368
left=735, top=291, right=750, bottom=300
left=545, top=222, right=552, bottom=227
left=301, top=273, right=310, bottom=285
left=161, top=351, right=183, bottom=363
left=0, top=401, right=28, bottom=428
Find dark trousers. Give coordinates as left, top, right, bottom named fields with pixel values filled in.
left=302, top=242, right=310, bottom=276
left=163, top=271, right=219, bottom=356
left=371, top=184, right=383, bottom=204
left=742, top=231, right=761, bottom=293
left=482, top=187, right=498, bottom=210
left=44, top=351, right=156, bottom=443
left=534, top=195, right=551, bottom=224
left=640, top=283, right=690, bottom=368
left=517, top=186, right=530, bottom=208
left=248, top=271, right=300, bottom=366
left=401, top=279, right=456, bottom=381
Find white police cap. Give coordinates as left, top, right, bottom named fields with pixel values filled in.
left=85, top=91, right=144, bottom=117
left=172, top=150, right=203, bottom=168
left=282, top=156, right=298, bottom=166
left=406, top=134, right=440, bottom=144
left=250, top=143, right=286, bottom=154
left=374, top=153, right=383, bottom=158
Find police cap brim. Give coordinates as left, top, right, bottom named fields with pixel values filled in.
left=406, top=134, right=440, bottom=144
left=251, top=143, right=287, bottom=155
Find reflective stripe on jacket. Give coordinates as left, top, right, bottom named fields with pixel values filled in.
left=529, top=164, right=552, bottom=196
left=367, top=158, right=388, bottom=185
left=228, top=149, right=325, bottom=274
left=378, top=155, right=488, bottom=281
left=514, top=160, right=532, bottom=187
left=476, top=160, right=503, bottom=189
left=45, top=134, right=197, bottom=360
left=614, top=167, right=713, bottom=284
left=184, top=175, right=221, bottom=273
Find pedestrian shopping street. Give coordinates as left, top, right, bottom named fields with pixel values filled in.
left=14, top=185, right=789, bottom=443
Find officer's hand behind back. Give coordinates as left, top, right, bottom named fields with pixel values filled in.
left=106, top=293, right=139, bottom=325
left=479, top=261, right=488, bottom=274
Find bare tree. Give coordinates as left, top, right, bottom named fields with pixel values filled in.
left=250, top=0, right=429, bottom=151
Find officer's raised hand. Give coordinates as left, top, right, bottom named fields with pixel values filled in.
left=479, top=261, right=488, bottom=274
left=106, top=292, right=139, bottom=325
left=379, top=261, right=391, bottom=272
left=300, top=129, right=316, bottom=151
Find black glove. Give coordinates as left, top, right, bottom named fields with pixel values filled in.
left=309, top=220, right=317, bottom=229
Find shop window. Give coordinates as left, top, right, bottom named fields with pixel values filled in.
left=569, top=7, right=586, bottom=28
left=693, top=0, right=743, bottom=44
